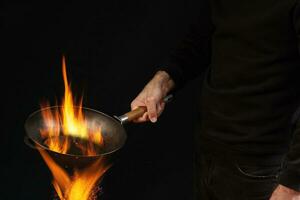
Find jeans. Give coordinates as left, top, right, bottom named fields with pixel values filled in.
left=194, top=152, right=285, bottom=200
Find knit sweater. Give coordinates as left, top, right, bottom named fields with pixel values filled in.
left=161, top=0, right=300, bottom=191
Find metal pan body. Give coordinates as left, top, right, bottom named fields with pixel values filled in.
left=24, top=106, right=127, bottom=168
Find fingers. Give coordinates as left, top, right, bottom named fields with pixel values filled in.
left=131, top=99, right=148, bottom=123
left=131, top=98, right=166, bottom=123
left=145, top=97, right=158, bottom=123
left=133, top=111, right=148, bottom=123
left=131, top=97, right=158, bottom=123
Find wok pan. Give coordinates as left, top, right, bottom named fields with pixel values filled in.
left=24, top=94, right=173, bottom=168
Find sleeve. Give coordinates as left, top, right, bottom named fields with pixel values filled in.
left=157, top=4, right=214, bottom=91
left=278, top=1, right=300, bottom=191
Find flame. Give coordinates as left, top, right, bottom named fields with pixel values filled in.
left=61, top=56, right=87, bottom=140
left=39, top=56, right=103, bottom=156
left=38, top=149, right=110, bottom=200
left=37, top=56, right=109, bottom=200
left=40, top=102, right=69, bottom=154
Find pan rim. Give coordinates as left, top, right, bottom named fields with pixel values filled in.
left=24, top=105, right=126, bottom=157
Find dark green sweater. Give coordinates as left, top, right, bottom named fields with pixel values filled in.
left=161, top=0, right=300, bottom=191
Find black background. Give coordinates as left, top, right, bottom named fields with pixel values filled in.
left=2, top=1, right=207, bottom=199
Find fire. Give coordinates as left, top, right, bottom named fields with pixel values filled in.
left=37, top=56, right=110, bottom=200
left=38, top=149, right=110, bottom=200
left=39, top=56, right=103, bottom=156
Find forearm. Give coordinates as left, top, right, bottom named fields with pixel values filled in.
left=158, top=9, right=213, bottom=90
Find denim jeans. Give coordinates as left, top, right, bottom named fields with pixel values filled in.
left=194, top=152, right=285, bottom=200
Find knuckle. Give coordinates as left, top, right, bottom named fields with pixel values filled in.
left=146, top=96, right=156, bottom=103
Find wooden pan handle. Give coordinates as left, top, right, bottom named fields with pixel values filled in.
left=125, top=106, right=147, bottom=122
left=115, top=106, right=147, bottom=124
left=115, top=94, right=173, bottom=124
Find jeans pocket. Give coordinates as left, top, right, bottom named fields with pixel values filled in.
left=235, top=163, right=281, bottom=180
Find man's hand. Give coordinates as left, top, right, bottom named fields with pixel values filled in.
left=270, top=184, right=300, bottom=200
left=130, top=70, right=175, bottom=123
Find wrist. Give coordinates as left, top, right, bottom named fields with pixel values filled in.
left=278, top=184, right=300, bottom=194
left=154, top=70, right=175, bottom=95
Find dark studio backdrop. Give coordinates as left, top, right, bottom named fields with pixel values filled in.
left=2, top=1, right=208, bottom=199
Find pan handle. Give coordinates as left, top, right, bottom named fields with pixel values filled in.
left=123, top=106, right=147, bottom=123
left=115, top=94, right=173, bottom=124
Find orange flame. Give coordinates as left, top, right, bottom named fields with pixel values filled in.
left=38, top=149, right=110, bottom=200
left=37, top=56, right=109, bottom=200
left=39, top=56, right=103, bottom=155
